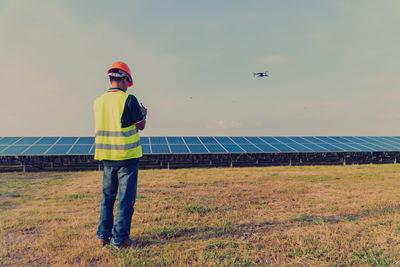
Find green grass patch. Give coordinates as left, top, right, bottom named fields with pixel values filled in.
left=353, top=247, right=391, bottom=266
left=183, top=203, right=211, bottom=214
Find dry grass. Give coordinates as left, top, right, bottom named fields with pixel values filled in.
left=2, top=164, right=400, bottom=266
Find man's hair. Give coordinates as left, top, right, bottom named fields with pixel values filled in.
left=109, top=68, right=124, bottom=83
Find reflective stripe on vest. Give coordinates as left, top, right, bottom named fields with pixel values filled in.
left=95, top=128, right=138, bottom=137
left=94, top=90, right=142, bottom=161
left=95, top=142, right=140, bottom=150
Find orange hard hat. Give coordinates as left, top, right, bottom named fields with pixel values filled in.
left=107, top=61, right=133, bottom=87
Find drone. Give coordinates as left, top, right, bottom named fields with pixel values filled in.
left=252, top=71, right=269, bottom=78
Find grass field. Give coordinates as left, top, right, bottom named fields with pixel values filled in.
left=2, top=165, right=400, bottom=266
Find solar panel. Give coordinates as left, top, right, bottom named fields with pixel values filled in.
left=150, top=137, right=167, bottom=144
left=368, top=137, right=386, bottom=143
left=381, top=136, right=400, bottom=143
left=259, top=137, right=280, bottom=144
left=22, top=145, right=51, bottom=155
left=287, top=136, right=312, bottom=144
left=199, top=137, right=218, bottom=144
left=315, top=136, right=336, bottom=143
left=245, top=137, right=265, bottom=143
left=56, top=137, right=78, bottom=145
left=15, top=137, right=40, bottom=145
left=204, top=144, right=226, bottom=153
left=187, top=144, right=208, bottom=153
left=183, top=137, right=202, bottom=144
left=140, top=137, right=149, bottom=145
left=341, top=136, right=365, bottom=143
left=76, top=137, right=95, bottom=145
left=347, top=143, right=375, bottom=151
left=317, top=143, right=345, bottom=152
left=255, top=144, right=280, bottom=152
left=355, top=136, right=379, bottom=143
left=0, top=145, right=8, bottom=153
left=377, top=142, right=398, bottom=149
left=221, top=144, right=244, bottom=153
left=239, top=144, right=262, bottom=153
left=329, top=136, right=351, bottom=143
left=36, top=137, right=60, bottom=145
left=358, top=143, right=390, bottom=151
left=274, top=136, right=294, bottom=144
left=272, top=144, right=296, bottom=152
left=46, top=145, right=72, bottom=155
left=305, top=143, right=332, bottom=152
left=167, top=137, right=184, bottom=144
left=68, top=145, right=92, bottom=154
left=141, top=144, right=150, bottom=153
left=169, top=144, right=189, bottom=153
left=230, top=137, right=250, bottom=144
left=89, top=144, right=95, bottom=154
left=1, top=136, right=400, bottom=156
left=0, top=137, right=22, bottom=145
left=371, top=136, right=398, bottom=143
left=354, top=137, right=373, bottom=144
left=374, top=142, right=400, bottom=151
left=386, top=142, right=400, bottom=149
left=301, top=137, right=324, bottom=143
left=150, top=144, right=170, bottom=153
left=362, top=143, right=391, bottom=152
left=368, top=137, right=393, bottom=143
left=214, top=136, right=234, bottom=144
left=286, top=143, right=313, bottom=152
left=331, top=143, right=360, bottom=152
left=0, top=145, right=30, bottom=155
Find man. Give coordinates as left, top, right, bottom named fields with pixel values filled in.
left=94, top=61, right=147, bottom=248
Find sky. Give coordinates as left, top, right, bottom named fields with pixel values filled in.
left=1, top=0, right=400, bottom=137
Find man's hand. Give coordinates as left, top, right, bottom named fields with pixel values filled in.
left=140, top=102, right=147, bottom=117
left=135, top=102, right=147, bottom=130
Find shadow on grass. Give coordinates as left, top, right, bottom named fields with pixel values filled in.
left=288, top=202, right=400, bottom=227
left=132, top=202, right=400, bottom=248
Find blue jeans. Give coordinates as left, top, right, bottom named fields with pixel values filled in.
left=96, top=164, right=138, bottom=246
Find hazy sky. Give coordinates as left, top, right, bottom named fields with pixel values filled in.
left=1, top=0, right=400, bottom=137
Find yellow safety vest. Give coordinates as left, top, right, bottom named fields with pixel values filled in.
left=94, top=90, right=142, bottom=161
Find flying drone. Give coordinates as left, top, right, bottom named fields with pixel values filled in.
left=252, top=71, right=269, bottom=78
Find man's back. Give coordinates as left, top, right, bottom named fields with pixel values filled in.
left=94, top=89, right=142, bottom=161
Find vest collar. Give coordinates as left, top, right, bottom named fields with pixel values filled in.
left=108, top=88, right=126, bottom=92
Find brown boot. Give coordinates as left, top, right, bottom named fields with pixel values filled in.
left=98, top=237, right=111, bottom=247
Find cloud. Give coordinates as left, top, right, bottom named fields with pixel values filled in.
left=206, top=120, right=227, bottom=129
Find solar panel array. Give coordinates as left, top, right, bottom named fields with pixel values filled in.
left=1, top=136, right=400, bottom=156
